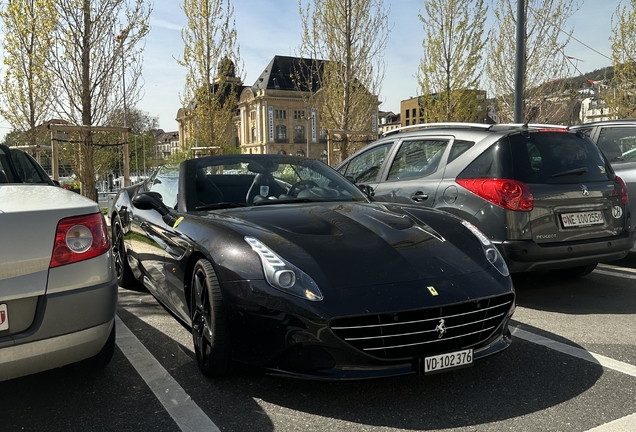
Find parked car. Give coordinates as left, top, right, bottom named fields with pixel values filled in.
left=0, top=144, right=117, bottom=381
left=336, top=123, right=634, bottom=277
left=571, top=119, right=636, bottom=251
left=111, top=154, right=515, bottom=380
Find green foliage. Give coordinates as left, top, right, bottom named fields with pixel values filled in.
left=0, top=0, right=56, bottom=146
left=605, top=0, right=636, bottom=119
left=179, top=0, right=243, bottom=152
left=48, top=0, right=152, bottom=199
left=486, top=0, right=577, bottom=123
left=299, top=0, right=390, bottom=161
left=418, top=0, right=487, bottom=122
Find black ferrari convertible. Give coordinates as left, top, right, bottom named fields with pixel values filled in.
left=111, top=154, right=515, bottom=380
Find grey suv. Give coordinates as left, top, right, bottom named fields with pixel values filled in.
left=336, top=123, right=634, bottom=276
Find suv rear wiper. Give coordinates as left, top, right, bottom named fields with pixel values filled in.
left=195, top=202, right=248, bottom=210
left=551, top=166, right=589, bottom=178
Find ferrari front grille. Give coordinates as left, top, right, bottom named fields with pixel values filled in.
left=329, top=293, right=514, bottom=360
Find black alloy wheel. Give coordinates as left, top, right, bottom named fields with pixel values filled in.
left=112, top=216, right=137, bottom=288
left=190, top=259, right=232, bottom=377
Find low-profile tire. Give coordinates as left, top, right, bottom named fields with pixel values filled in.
left=549, top=263, right=597, bottom=278
left=190, top=259, right=233, bottom=377
left=112, top=215, right=138, bottom=288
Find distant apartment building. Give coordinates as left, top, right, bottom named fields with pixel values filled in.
left=580, top=94, right=613, bottom=123
left=154, top=130, right=179, bottom=159
left=236, top=56, right=330, bottom=160
left=401, top=90, right=488, bottom=126
left=378, top=110, right=400, bottom=135
left=236, top=55, right=379, bottom=161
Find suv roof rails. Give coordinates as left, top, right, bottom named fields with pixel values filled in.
left=382, top=122, right=493, bottom=137
left=491, top=123, right=569, bottom=131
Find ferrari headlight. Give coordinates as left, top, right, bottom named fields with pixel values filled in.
left=461, top=221, right=509, bottom=277
left=245, top=236, right=323, bottom=301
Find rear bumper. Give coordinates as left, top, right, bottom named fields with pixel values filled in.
left=497, top=230, right=635, bottom=273
left=0, top=278, right=118, bottom=381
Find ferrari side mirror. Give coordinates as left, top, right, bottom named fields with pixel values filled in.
left=357, top=183, right=375, bottom=199
left=132, top=191, right=170, bottom=216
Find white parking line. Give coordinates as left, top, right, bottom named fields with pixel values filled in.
left=510, top=326, right=636, bottom=377
left=511, top=326, right=636, bottom=432
left=115, top=316, right=220, bottom=432
left=585, top=413, right=636, bottom=432
left=597, top=264, right=636, bottom=274
left=594, top=268, right=636, bottom=280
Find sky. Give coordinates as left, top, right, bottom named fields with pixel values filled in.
left=0, top=0, right=625, bottom=135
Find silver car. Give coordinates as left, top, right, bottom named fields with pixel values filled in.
left=337, top=123, right=633, bottom=277
left=0, top=144, right=117, bottom=381
left=571, top=119, right=636, bottom=252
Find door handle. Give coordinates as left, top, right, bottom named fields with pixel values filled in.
left=411, top=192, right=429, bottom=202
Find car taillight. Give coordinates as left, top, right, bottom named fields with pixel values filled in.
left=614, top=176, right=629, bottom=205
left=50, top=212, right=110, bottom=268
left=456, top=178, right=534, bottom=211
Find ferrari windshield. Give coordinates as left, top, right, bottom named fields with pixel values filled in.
left=184, top=155, right=368, bottom=210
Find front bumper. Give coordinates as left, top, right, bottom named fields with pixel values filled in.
left=497, top=230, right=635, bottom=273
left=0, top=278, right=118, bottom=381
left=221, top=273, right=515, bottom=380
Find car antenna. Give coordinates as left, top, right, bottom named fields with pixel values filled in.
left=521, top=122, right=529, bottom=138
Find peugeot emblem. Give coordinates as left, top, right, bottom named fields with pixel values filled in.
left=581, top=184, right=589, bottom=196
left=435, top=318, right=447, bottom=339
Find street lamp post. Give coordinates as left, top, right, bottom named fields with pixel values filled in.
left=115, top=28, right=130, bottom=185
left=305, top=116, right=313, bottom=157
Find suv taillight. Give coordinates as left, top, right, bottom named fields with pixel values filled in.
left=50, top=212, right=110, bottom=268
left=614, top=176, right=629, bottom=205
left=456, top=178, right=534, bottom=211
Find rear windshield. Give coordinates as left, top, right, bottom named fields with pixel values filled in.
left=458, top=132, right=613, bottom=184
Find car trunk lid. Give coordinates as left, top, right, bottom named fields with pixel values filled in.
left=528, top=181, right=626, bottom=243
left=0, top=185, right=99, bottom=300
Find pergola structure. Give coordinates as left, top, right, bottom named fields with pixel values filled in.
left=47, top=123, right=131, bottom=187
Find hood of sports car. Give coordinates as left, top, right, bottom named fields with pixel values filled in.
left=222, top=202, right=489, bottom=290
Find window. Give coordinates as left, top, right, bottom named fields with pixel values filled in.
left=598, top=126, right=636, bottom=159
left=387, top=139, right=449, bottom=181
left=276, top=125, right=287, bottom=141
left=448, top=140, right=475, bottom=164
left=275, top=109, right=286, bottom=119
left=8, top=149, right=48, bottom=183
left=405, top=110, right=410, bottom=118
left=412, top=108, right=416, bottom=118
left=250, top=111, right=256, bottom=121
left=294, top=125, right=305, bottom=142
left=149, top=165, right=179, bottom=209
left=319, top=128, right=328, bottom=142
left=251, top=127, right=256, bottom=142
left=294, top=110, right=305, bottom=119
left=343, top=143, right=393, bottom=183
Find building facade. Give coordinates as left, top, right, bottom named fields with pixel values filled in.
left=236, top=56, right=329, bottom=160
left=377, top=111, right=400, bottom=135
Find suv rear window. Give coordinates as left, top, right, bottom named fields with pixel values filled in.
left=459, top=132, right=612, bottom=184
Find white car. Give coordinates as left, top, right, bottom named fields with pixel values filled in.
left=0, top=144, right=117, bottom=381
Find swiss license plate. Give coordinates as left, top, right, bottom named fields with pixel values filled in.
left=420, top=349, right=473, bottom=374
left=0, top=303, right=8, bottom=331
left=561, top=210, right=604, bottom=228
